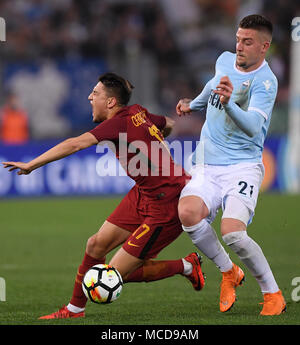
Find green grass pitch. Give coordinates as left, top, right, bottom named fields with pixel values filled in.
left=0, top=194, right=299, bottom=325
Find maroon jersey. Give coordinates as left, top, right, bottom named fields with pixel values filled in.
left=89, top=104, right=189, bottom=199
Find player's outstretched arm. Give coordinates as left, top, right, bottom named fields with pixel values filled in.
left=2, top=132, right=98, bottom=175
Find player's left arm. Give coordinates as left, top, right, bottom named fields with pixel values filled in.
left=215, top=76, right=277, bottom=137
left=2, top=132, right=98, bottom=175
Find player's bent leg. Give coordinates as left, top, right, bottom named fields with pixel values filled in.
left=109, top=247, right=144, bottom=280
left=110, top=219, right=184, bottom=281
left=178, top=195, right=209, bottom=227
left=86, top=221, right=131, bottom=258
left=118, top=214, right=205, bottom=290
left=39, top=222, right=131, bottom=320
left=179, top=196, right=233, bottom=275
left=66, top=221, right=130, bottom=311
left=69, top=222, right=129, bottom=304
left=125, top=258, right=183, bottom=283
left=125, top=253, right=206, bottom=291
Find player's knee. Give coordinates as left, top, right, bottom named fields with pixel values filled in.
left=86, top=234, right=96, bottom=252
left=178, top=203, right=202, bottom=227
left=86, top=234, right=105, bottom=256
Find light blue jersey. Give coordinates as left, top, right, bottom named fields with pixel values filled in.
left=190, top=51, right=278, bottom=165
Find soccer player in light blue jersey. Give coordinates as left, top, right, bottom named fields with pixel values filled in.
left=176, top=14, right=286, bottom=315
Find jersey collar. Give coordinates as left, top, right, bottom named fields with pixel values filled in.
left=233, top=58, right=267, bottom=75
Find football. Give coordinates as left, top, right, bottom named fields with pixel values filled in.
left=82, top=264, right=123, bottom=304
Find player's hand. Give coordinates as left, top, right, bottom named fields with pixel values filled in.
left=2, top=161, right=33, bottom=175
left=176, top=98, right=192, bottom=116
left=214, top=76, right=233, bottom=104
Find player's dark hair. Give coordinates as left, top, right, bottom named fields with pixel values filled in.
left=239, top=14, right=273, bottom=37
left=98, top=72, right=134, bottom=106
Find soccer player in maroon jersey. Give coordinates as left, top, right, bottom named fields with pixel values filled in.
left=3, top=73, right=205, bottom=319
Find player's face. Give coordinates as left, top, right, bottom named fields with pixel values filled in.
left=88, top=82, right=110, bottom=122
left=235, top=28, right=270, bottom=72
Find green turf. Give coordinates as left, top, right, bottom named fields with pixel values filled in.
left=0, top=194, right=299, bottom=325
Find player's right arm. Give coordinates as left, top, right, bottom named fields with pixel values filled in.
left=215, top=74, right=277, bottom=137
left=176, top=79, right=213, bottom=116
left=2, top=132, right=98, bottom=175
left=176, top=98, right=193, bottom=116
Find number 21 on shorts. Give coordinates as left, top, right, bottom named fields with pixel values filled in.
left=238, top=181, right=254, bottom=197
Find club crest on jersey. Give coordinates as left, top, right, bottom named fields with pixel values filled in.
left=263, top=80, right=271, bottom=91
left=242, top=79, right=250, bottom=89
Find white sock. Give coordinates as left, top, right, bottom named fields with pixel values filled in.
left=183, top=219, right=233, bottom=273
left=67, top=303, right=85, bottom=313
left=182, top=258, right=193, bottom=275
left=223, top=231, right=279, bottom=294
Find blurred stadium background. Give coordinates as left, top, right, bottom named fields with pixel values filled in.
left=1, top=0, right=300, bottom=327
left=0, top=0, right=299, bottom=197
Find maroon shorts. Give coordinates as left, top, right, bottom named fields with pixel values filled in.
left=107, top=185, right=183, bottom=260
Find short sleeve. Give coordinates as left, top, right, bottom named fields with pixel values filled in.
left=147, top=112, right=166, bottom=130
left=248, top=76, right=278, bottom=121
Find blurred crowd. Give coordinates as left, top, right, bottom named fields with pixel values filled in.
left=0, top=0, right=297, bottom=141
left=0, top=0, right=179, bottom=62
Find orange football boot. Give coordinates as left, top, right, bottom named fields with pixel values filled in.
left=220, top=263, right=245, bottom=312
left=260, top=290, right=286, bottom=315
left=39, top=305, right=85, bottom=319
left=183, top=252, right=206, bottom=291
